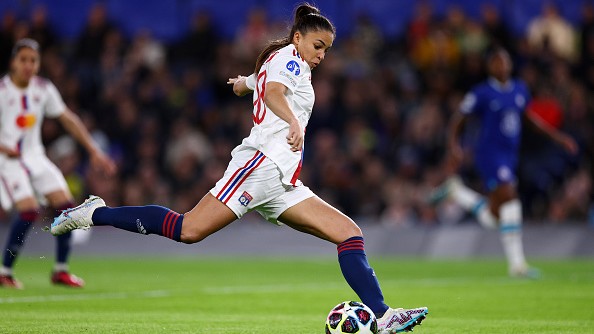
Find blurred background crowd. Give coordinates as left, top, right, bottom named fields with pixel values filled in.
left=0, top=0, right=592, bottom=226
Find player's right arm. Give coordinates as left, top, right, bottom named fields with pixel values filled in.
left=263, top=81, right=303, bottom=152
left=0, top=108, right=20, bottom=157
left=447, top=111, right=467, bottom=168
left=228, top=74, right=256, bottom=97
left=448, top=90, right=477, bottom=168
left=57, top=109, right=116, bottom=175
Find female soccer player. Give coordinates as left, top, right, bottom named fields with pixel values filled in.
left=0, top=38, right=116, bottom=288
left=52, top=4, right=428, bottom=332
left=429, top=48, right=577, bottom=278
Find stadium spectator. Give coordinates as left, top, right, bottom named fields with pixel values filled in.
left=28, top=6, right=56, bottom=51
left=174, top=11, right=219, bottom=67
left=527, top=2, right=577, bottom=62
left=75, top=3, right=115, bottom=65
left=480, top=2, right=513, bottom=52
left=0, top=10, right=17, bottom=72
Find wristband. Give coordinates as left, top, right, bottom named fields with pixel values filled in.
left=245, top=73, right=256, bottom=90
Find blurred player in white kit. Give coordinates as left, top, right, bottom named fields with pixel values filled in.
left=0, top=38, right=115, bottom=289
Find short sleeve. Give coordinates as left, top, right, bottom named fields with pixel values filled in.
left=265, top=54, right=303, bottom=93
left=44, top=81, right=66, bottom=118
left=460, top=91, right=478, bottom=115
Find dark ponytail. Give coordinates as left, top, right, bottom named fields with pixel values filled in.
left=254, top=3, right=335, bottom=73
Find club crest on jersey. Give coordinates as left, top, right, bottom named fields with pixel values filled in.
left=238, top=191, right=253, bottom=207
left=286, top=60, right=300, bottom=75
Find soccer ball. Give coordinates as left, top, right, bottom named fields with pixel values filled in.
left=325, top=301, right=378, bottom=334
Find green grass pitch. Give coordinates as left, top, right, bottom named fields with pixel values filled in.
left=0, top=257, right=592, bottom=333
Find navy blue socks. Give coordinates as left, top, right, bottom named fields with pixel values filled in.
left=2, top=211, right=36, bottom=268
left=92, top=205, right=183, bottom=241
left=55, top=203, right=74, bottom=265
left=337, top=236, right=389, bottom=316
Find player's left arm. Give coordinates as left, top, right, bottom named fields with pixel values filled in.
left=524, top=111, right=578, bottom=154
left=57, top=109, right=117, bottom=175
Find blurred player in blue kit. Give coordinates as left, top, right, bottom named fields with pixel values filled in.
left=0, top=39, right=116, bottom=288
left=52, top=4, right=428, bottom=333
left=430, top=48, right=578, bottom=277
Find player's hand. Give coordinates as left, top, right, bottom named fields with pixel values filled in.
left=286, top=120, right=304, bottom=152
left=0, top=146, right=20, bottom=158
left=228, top=75, right=253, bottom=96
left=6, top=148, right=21, bottom=158
left=90, top=151, right=117, bottom=176
left=227, top=75, right=246, bottom=85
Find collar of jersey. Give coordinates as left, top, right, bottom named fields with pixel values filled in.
left=488, top=77, right=514, bottom=92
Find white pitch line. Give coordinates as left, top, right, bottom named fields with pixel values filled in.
left=0, top=290, right=169, bottom=304
left=200, top=276, right=521, bottom=295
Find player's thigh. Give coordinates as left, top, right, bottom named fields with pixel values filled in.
left=45, top=189, right=74, bottom=208
left=488, top=183, right=517, bottom=212
left=180, top=193, right=238, bottom=243
left=14, top=197, right=39, bottom=212
left=28, top=155, right=70, bottom=200
left=278, top=196, right=362, bottom=244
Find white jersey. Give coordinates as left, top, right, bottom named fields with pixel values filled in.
left=0, top=75, right=65, bottom=164
left=239, top=44, right=314, bottom=186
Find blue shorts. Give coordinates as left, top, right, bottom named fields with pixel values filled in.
left=474, top=154, right=517, bottom=192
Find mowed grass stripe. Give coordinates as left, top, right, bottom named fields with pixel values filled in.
left=0, top=258, right=592, bottom=333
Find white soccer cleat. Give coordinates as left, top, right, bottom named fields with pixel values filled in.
left=377, top=307, right=428, bottom=333
left=51, top=195, right=105, bottom=236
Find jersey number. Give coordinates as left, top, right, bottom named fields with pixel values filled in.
left=253, top=70, right=267, bottom=125
left=253, top=52, right=280, bottom=125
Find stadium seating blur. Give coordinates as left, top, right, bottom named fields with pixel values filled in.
left=0, top=0, right=592, bottom=226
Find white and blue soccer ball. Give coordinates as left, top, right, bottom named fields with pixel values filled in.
left=325, top=301, right=378, bottom=334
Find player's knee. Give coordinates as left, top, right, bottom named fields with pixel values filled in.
left=179, top=225, right=207, bottom=244
left=179, top=231, right=204, bottom=244
left=343, top=221, right=363, bottom=239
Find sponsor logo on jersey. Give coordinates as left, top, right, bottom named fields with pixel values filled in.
left=515, top=94, right=525, bottom=107
left=238, top=191, right=253, bottom=207
left=279, top=70, right=298, bottom=87
left=500, top=109, right=520, bottom=137
left=16, top=113, right=37, bottom=129
left=286, top=60, right=300, bottom=75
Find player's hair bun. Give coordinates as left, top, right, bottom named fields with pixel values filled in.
left=294, top=3, right=320, bottom=21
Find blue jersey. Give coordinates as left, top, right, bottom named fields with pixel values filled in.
left=459, top=78, right=531, bottom=190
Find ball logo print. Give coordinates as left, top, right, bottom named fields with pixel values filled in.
left=325, top=301, right=378, bottom=334
left=286, top=60, right=300, bottom=75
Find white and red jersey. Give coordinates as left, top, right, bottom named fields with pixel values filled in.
left=239, top=44, right=313, bottom=186
left=0, top=75, right=65, bottom=163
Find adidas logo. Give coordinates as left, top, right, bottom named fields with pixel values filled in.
left=136, top=219, right=147, bottom=234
